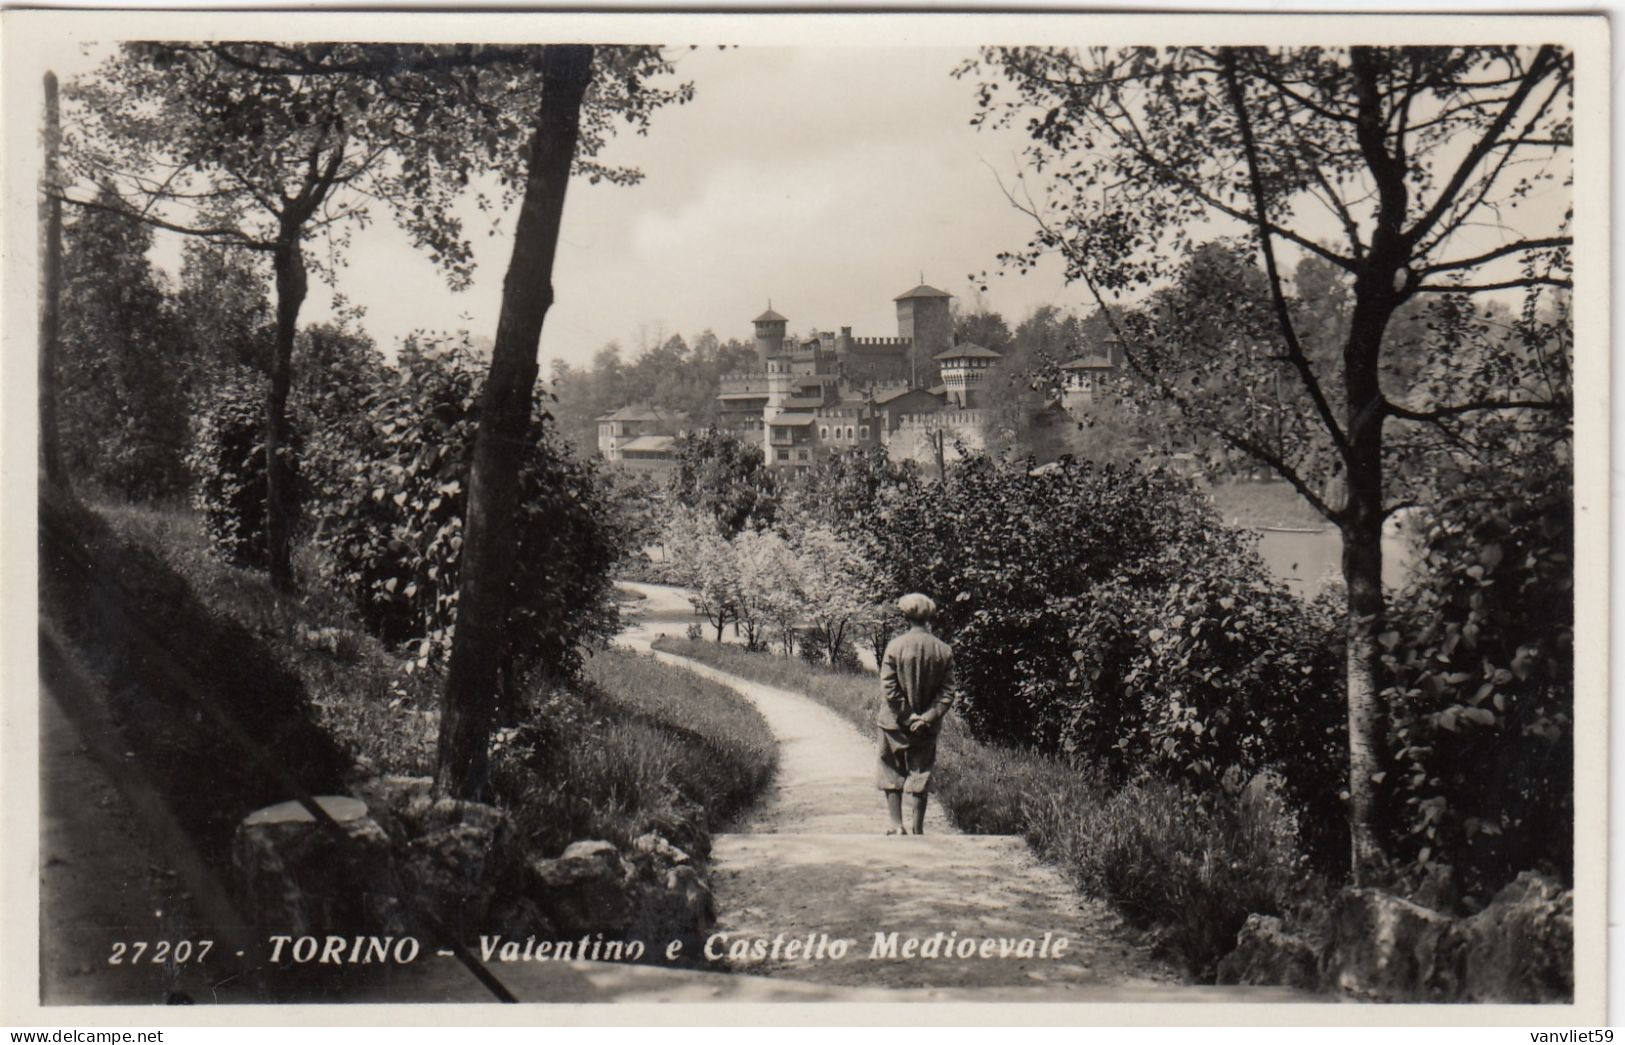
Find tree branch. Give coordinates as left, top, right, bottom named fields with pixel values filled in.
left=1413, top=276, right=1571, bottom=293
left=1420, top=236, right=1573, bottom=275
left=1221, top=49, right=1353, bottom=465
left=53, top=191, right=272, bottom=249
left=1404, top=45, right=1563, bottom=249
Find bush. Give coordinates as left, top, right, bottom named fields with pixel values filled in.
left=186, top=368, right=302, bottom=569
left=1381, top=445, right=1573, bottom=903
left=849, top=453, right=1348, bottom=865
left=316, top=338, right=624, bottom=689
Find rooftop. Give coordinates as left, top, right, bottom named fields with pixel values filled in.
left=620, top=434, right=676, bottom=454
left=934, top=342, right=1003, bottom=361
left=754, top=308, right=788, bottom=324
left=894, top=283, right=953, bottom=301
left=598, top=405, right=676, bottom=423
left=872, top=386, right=934, bottom=404
left=1061, top=355, right=1115, bottom=371
left=781, top=396, right=827, bottom=410
left=769, top=413, right=818, bottom=427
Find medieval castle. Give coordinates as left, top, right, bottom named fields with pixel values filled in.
left=597, top=280, right=1118, bottom=473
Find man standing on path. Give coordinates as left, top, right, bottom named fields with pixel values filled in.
left=876, top=593, right=956, bottom=836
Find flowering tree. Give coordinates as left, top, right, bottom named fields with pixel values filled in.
left=661, top=506, right=739, bottom=642
left=733, top=528, right=802, bottom=652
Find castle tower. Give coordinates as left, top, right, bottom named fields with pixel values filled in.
left=935, top=342, right=1002, bottom=408
left=753, top=306, right=788, bottom=369
left=894, top=282, right=953, bottom=386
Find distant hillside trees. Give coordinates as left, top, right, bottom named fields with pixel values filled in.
left=549, top=330, right=756, bottom=451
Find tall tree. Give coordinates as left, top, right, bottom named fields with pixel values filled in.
left=57, top=189, right=187, bottom=500
left=961, top=45, right=1573, bottom=880
left=39, top=72, right=68, bottom=495
left=435, top=44, right=596, bottom=799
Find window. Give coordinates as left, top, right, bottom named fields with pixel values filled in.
left=797, top=449, right=810, bottom=461
left=860, top=425, right=870, bottom=440
left=847, top=426, right=855, bottom=440
left=820, top=426, right=829, bottom=440
left=777, top=449, right=789, bottom=462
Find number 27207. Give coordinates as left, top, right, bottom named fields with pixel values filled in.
left=108, top=940, right=214, bottom=964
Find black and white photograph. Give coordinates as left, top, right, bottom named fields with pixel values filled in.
left=2, top=9, right=1608, bottom=1025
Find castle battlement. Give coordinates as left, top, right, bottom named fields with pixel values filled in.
left=720, top=370, right=768, bottom=382
left=848, top=336, right=912, bottom=349
left=898, top=410, right=989, bottom=429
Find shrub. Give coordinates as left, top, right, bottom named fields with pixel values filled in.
left=1381, top=445, right=1573, bottom=903
left=844, top=453, right=1348, bottom=865
left=317, top=338, right=624, bottom=690
left=186, top=368, right=302, bottom=569
left=1115, top=569, right=1347, bottom=867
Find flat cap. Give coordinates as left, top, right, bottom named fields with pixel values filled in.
left=897, top=593, right=937, bottom=622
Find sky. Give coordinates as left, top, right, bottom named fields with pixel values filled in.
left=51, top=43, right=1083, bottom=372
left=40, top=33, right=1571, bottom=374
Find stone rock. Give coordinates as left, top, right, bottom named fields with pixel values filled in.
left=663, top=864, right=715, bottom=926
left=1216, top=914, right=1322, bottom=991
left=351, top=774, right=433, bottom=841
left=633, top=832, right=691, bottom=866
left=627, top=863, right=716, bottom=946
left=1331, top=887, right=1462, bottom=1001
left=1458, top=872, right=1573, bottom=1003
left=526, top=840, right=632, bottom=936
left=232, top=795, right=397, bottom=935
left=399, top=797, right=516, bottom=937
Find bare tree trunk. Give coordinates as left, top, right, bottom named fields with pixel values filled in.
left=1341, top=273, right=1396, bottom=884
left=436, top=44, right=594, bottom=800
left=39, top=72, right=69, bottom=495
left=266, top=234, right=307, bottom=593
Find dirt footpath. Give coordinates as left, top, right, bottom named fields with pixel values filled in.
left=613, top=584, right=1288, bottom=998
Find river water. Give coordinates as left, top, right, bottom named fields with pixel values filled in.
left=1254, top=528, right=1414, bottom=598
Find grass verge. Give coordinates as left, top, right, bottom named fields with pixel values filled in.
left=492, top=648, right=778, bottom=859
left=652, top=634, right=1325, bottom=981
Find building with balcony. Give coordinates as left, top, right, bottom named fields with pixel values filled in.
left=595, top=405, right=689, bottom=473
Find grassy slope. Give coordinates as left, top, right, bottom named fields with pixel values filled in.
left=652, top=635, right=1323, bottom=980
left=56, top=503, right=777, bottom=867
left=502, top=647, right=778, bottom=858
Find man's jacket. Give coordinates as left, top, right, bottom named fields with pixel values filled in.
left=877, top=626, right=956, bottom=732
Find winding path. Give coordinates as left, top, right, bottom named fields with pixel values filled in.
left=613, top=581, right=1302, bottom=1000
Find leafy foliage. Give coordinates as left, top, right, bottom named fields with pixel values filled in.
left=823, top=451, right=1349, bottom=866
left=186, top=368, right=300, bottom=569
left=668, top=426, right=779, bottom=538
left=1381, top=441, right=1573, bottom=902
left=315, top=337, right=624, bottom=688
left=957, top=43, right=1575, bottom=879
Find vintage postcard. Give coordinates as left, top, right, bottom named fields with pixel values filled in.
left=0, top=8, right=1608, bottom=1027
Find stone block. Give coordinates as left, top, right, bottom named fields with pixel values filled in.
left=1216, top=913, right=1322, bottom=991
left=232, top=795, right=397, bottom=935
left=1331, top=887, right=1462, bottom=1001
left=1458, top=872, right=1573, bottom=1003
